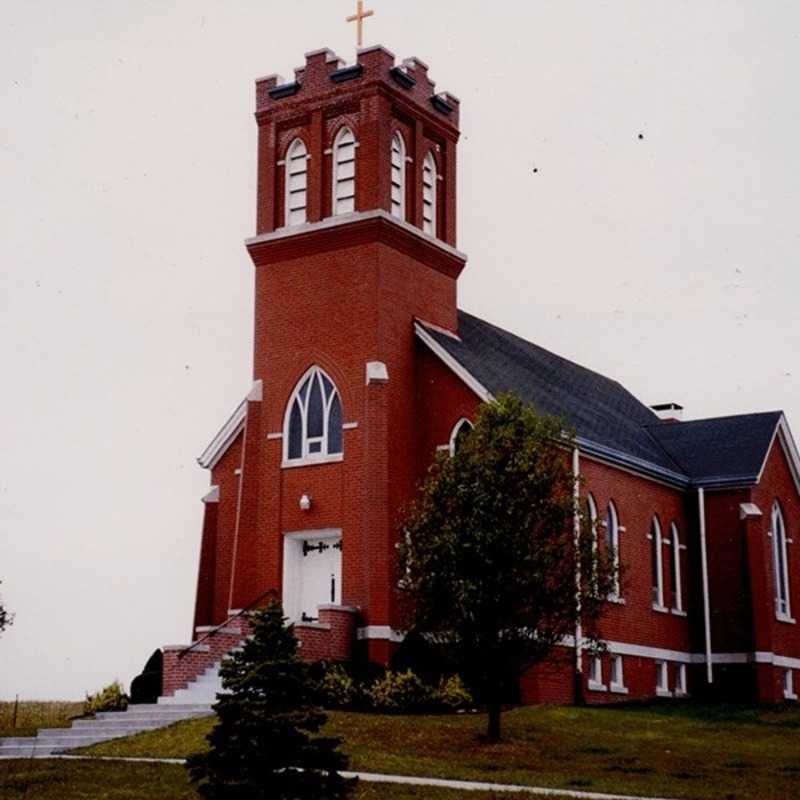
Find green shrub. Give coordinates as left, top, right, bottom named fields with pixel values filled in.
left=318, top=664, right=360, bottom=709
left=433, top=675, right=473, bottom=710
left=366, top=669, right=434, bottom=713
left=84, top=681, right=128, bottom=715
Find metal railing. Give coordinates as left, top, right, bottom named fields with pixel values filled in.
left=177, top=588, right=277, bottom=659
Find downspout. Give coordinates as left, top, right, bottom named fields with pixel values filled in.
left=697, top=487, right=713, bottom=684
left=573, top=447, right=584, bottom=701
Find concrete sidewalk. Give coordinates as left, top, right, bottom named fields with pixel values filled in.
left=4, top=754, right=680, bottom=800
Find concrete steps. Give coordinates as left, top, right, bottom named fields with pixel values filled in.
left=158, top=662, right=228, bottom=706
left=0, top=703, right=213, bottom=759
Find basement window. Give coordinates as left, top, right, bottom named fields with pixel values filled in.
left=784, top=670, right=798, bottom=701
left=655, top=661, right=671, bottom=697
left=588, top=656, right=606, bottom=692
left=610, top=655, right=628, bottom=694
left=675, top=663, right=688, bottom=697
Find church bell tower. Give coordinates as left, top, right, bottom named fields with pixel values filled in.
left=219, top=45, right=465, bottom=664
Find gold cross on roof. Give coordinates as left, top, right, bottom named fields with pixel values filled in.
left=347, top=0, right=374, bottom=48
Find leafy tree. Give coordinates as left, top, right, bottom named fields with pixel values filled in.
left=187, top=601, right=355, bottom=800
left=0, top=581, right=12, bottom=636
left=398, top=393, right=614, bottom=740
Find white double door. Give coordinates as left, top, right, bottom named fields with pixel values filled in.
left=282, top=530, right=342, bottom=622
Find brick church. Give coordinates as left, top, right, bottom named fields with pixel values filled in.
left=158, top=45, right=800, bottom=706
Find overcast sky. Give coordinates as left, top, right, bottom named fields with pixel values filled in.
left=1, top=1, right=798, bottom=700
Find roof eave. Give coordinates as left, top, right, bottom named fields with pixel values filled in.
left=197, top=399, right=247, bottom=470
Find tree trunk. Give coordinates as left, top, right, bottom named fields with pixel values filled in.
left=487, top=701, right=502, bottom=741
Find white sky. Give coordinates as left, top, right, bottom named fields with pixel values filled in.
left=1, top=1, right=798, bottom=700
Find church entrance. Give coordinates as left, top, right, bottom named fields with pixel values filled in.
left=282, top=529, right=342, bottom=622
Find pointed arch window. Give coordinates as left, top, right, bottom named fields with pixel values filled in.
left=333, top=127, right=356, bottom=216
left=650, top=516, right=665, bottom=610
left=606, top=501, right=621, bottom=599
left=772, top=502, right=792, bottom=620
left=449, top=418, right=473, bottom=456
left=391, top=133, right=407, bottom=221
left=422, top=151, right=437, bottom=236
left=284, top=368, right=343, bottom=465
left=670, top=523, right=684, bottom=613
left=285, top=138, right=308, bottom=227
left=587, top=494, right=599, bottom=594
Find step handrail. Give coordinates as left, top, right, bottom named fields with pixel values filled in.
left=177, top=588, right=277, bottom=659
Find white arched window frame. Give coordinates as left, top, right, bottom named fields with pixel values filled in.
left=333, top=127, right=357, bottom=216
left=650, top=516, right=666, bottom=610
left=391, top=132, right=407, bottom=221
left=605, top=501, right=621, bottom=600
left=285, top=138, right=309, bottom=227
left=587, top=494, right=599, bottom=594
left=422, top=151, right=437, bottom=236
left=670, top=523, right=685, bottom=613
left=449, top=418, right=473, bottom=456
left=283, top=367, right=344, bottom=466
left=772, top=502, right=793, bottom=621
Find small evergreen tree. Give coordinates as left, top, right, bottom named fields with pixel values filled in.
left=187, top=602, right=355, bottom=800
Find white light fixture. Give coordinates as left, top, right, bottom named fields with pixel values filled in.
left=299, top=493, right=312, bottom=512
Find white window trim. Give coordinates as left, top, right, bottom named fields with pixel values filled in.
left=587, top=656, right=607, bottom=692
left=282, top=366, right=344, bottom=467
left=448, top=418, right=473, bottom=456
left=391, top=132, right=407, bottom=221
left=284, top=138, right=309, bottom=227
left=670, top=523, right=684, bottom=613
left=587, top=494, right=599, bottom=594
left=675, top=663, right=688, bottom=697
left=606, top=501, right=622, bottom=600
left=655, top=660, right=672, bottom=697
left=422, top=151, right=437, bottom=237
left=772, top=502, right=793, bottom=622
left=332, top=127, right=357, bottom=217
left=784, top=669, right=798, bottom=700
left=651, top=517, right=665, bottom=611
left=609, top=654, right=628, bottom=695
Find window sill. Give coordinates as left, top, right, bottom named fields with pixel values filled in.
left=656, top=688, right=673, bottom=698
left=610, top=683, right=629, bottom=695
left=587, top=681, right=607, bottom=693
left=675, top=690, right=689, bottom=698
left=671, top=608, right=688, bottom=617
left=282, top=454, right=344, bottom=469
left=607, top=595, right=626, bottom=605
left=784, top=692, right=798, bottom=701
left=776, top=614, right=796, bottom=625
left=652, top=604, right=670, bottom=614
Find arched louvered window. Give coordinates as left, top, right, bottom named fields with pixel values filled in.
left=606, top=501, right=621, bottom=599
left=391, top=133, right=407, bottom=221
left=772, top=502, right=792, bottom=620
left=670, top=523, right=684, bottom=612
left=650, top=516, right=665, bottom=609
left=284, top=367, right=343, bottom=465
left=449, top=418, right=473, bottom=456
left=422, top=151, right=437, bottom=235
left=333, top=127, right=356, bottom=216
left=285, top=138, right=308, bottom=227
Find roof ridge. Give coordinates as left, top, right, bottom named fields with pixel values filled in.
left=644, top=410, right=783, bottom=429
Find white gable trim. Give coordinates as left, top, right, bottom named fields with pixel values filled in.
left=414, top=322, right=492, bottom=403
left=756, top=414, right=800, bottom=494
left=198, top=399, right=247, bottom=470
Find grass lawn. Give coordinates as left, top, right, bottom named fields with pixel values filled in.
left=79, top=701, right=800, bottom=799
left=0, top=701, right=84, bottom=738
left=0, top=759, right=544, bottom=799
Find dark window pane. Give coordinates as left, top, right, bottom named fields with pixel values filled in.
left=288, top=401, right=303, bottom=459
left=669, top=533, right=677, bottom=602
left=309, top=440, right=322, bottom=454
left=299, top=376, right=312, bottom=403
left=651, top=522, right=660, bottom=598
left=308, top=375, right=324, bottom=438
left=454, top=422, right=472, bottom=453
left=328, top=394, right=343, bottom=454
left=321, top=374, right=334, bottom=401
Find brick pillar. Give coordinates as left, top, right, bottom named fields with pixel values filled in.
left=192, top=487, right=219, bottom=634
left=229, top=381, right=265, bottom=611
left=318, top=605, right=358, bottom=661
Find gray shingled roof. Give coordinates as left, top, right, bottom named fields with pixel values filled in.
left=647, top=412, right=782, bottom=487
left=418, top=311, right=783, bottom=487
